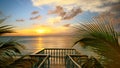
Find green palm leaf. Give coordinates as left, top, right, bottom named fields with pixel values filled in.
left=74, top=16, right=120, bottom=67
left=0, top=18, right=25, bottom=67
left=0, top=19, right=14, bottom=35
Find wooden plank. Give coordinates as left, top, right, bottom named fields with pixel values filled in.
left=50, top=64, right=65, bottom=68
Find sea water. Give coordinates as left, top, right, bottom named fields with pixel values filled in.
left=0, top=36, right=79, bottom=54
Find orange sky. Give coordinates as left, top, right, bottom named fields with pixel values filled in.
left=4, top=25, right=73, bottom=36
left=1, top=0, right=119, bottom=36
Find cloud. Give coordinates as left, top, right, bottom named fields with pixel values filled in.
left=48, top=6, right=82, bottom=20
left=110, top=2, right=120, bottom=18
left=16, top=19, right=25, bottom=22
left=31, top=11, right=39, bottom=15
left=94, top=11, right=120, bottom=33
left=30, top=15, right=41, bottom=20
left=32, top=0, right=79, bottom=6
left=48, top=6, right=66, bottom=17
left=47, top=16, right=62, bottom=24
left=63, top=7, right=82, bottom=19
left=108, top=2, right=120, bottom=33
left=32, top=0, right=119, bottom=12
left=63, top=24, right=71, bottom=27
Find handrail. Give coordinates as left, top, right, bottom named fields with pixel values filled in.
left=33, top=48, right=45, bottom=54
left=36, top=48, right=80, bottom=64
left=36, top=48, right=45, bottom=54
left=66, top=55, right=82, bottom=68
left=37, top=55, right=50, bottom=68
left=69, top=54, right=88, bottom=66
left=45, top=48, right=76, bottom=50
left=9, top=48, right=99, bottom=68
left=37, top=48, right=80, bottom=55
left=10, top=54, right=50, bottom=68
left=29, top=54, right=50, bottom=68
left=11, top=48, right=99, bottom=68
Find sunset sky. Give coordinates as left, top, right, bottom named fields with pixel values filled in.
left=0, top=0, right=119, bottom=36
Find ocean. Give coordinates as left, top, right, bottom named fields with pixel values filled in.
left=0, top=36, right=79, bottom=54
left=1, top=36, right=119, bottom=55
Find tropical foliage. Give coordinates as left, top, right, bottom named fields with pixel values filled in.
left=0, top=18, right=24, bottom=68
left=74, top=16, right=120, bottom=68
left=82, top=56, right=104, bottom=68
left=0, top=18, right=14, bottom=35
left=7, top=55, right=38, bottom=68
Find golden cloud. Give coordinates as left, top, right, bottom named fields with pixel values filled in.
left=32, top=0, right=79, bottom=6
left=63, top=7, right=82, bottom=19
left=48, top=6, right=66, bottom=17
left=32, top=0, right=119, bottom=12
left=48, top=6, right=82, bottom=20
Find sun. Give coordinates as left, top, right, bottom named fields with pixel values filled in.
left=36, top=29, right=45, bottom=33
left=36, top=28, right=52, bottom=34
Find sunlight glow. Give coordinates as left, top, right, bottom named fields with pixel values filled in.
left=36, top=28, right=52, bottom=34
left=36, top=29, right=45, bottom=33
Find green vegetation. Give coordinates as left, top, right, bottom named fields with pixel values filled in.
left=74, top=16, right=120, bottom=68
left=0, top=18, right=25, bottom=68
left=0, top=18, right=14, bottom=35
left=82, top=56, right=104, bottom=68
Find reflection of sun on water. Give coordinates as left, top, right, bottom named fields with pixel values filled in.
left=36, top=37, right=44, bottom=49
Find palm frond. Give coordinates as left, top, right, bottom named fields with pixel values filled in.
left=0, top=40, right=25, bottom=53
left=0, top=19, right=14, bottom=35
left=0, top=27, right=14, bottom=35
left=74, top=15, right=120, bottom=67
left=82, top=56, right=104, bottom=68
left=0, top=41, right=25, bottom=67
left=0, top=50, right=16, bottom=66
left=74, top=16, right=120, bottom=50
left=0, top=18, right=26, bottom=67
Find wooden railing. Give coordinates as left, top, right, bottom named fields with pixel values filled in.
left=37, top=48, right=80, bottom=64
left=8, top=48, right=104, bottom=68
left=65, top=55, right=81, bottom=68
left=30, top=54, right=50, bottom=68
left=10, top=54, right=50, bottom=68
left=65, top=55, right=88, bottom=68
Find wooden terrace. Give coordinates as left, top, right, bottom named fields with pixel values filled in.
left=12, top=48, right=103, bottom=68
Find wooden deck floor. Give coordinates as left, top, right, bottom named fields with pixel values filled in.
left=50, top=64, right=65, bottom=68
left=37, top=48, right=78, bottom=68
left=49, top=57, right=66, bottom=68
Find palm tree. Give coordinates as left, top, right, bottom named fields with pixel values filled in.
left=0, top=18, right=24, bottom=67
left=0, top=18, right=14, bottom=35
left=74, top=16, right=120, bottom=68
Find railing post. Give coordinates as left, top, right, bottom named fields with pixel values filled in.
left=48, top=56, right=50, bottom=68
left=36, top=48, right=84, bottom=68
